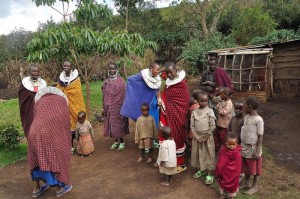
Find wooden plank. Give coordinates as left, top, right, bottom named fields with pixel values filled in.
left=273, top=54, right=300, bottom=58
left=218, top=51, right=271, bottom=55
left=227, top=67, right=267, bottom=71
left=232, top=91, right=267, bottom=102
left=273, top=58, right=300, bottom=63
left=273, top=77, right=300, bottom=80
left=232, top=81, right=267, bottom=84
left=239, top=55, right=244, bottom=90
left=273, top=62, right=300, bottom=68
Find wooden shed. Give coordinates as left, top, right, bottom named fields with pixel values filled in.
left=208, top=39, right=300, bottom=102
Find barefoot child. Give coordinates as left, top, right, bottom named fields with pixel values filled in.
left=216, top=132, right=242, bottom=199
left=75, top=111, right=95, bottom=156
left=240, top=96, right=264, bottom=195
left=187, top=96, right=200, bottom=148
left=190, top=91, right=216, bottom=185
left=157, top=126, right=177, bottom=186
left=228, top=100, right=244, bottom=144
left=135, top=103, right=158, bottom=164
left=215, top=87, right=233, bottom=151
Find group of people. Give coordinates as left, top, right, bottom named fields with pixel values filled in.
left=18, top=58, right=264, bottom=198
left=18, top=61, right=87, bottom=197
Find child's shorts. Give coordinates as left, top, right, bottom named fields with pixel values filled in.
left=242, top=156, right=262, bottom=175
left=139, top=138, right=153, bottom=149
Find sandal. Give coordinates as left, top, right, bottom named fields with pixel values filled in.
left=205, top=175, right=214, bottom=185
left=137, top=157, right=144, bottom=163
left=153, top=141, right=160, bottom=149
left=146, top=157, right=152, bottom=164
left=109, top=142, right=119, bottom=150
left=117, top=143, right=125, bottom=151
left=145, top=148, right=150, bottom=154
left=56, top=185, right=72, bottom=198
left=177, top=165, right=187, bottom=173
left=193, top=170, right=207, bottom=179
left=160, top=181, right=170, bottom=186
left=153, top=162, right=159, bottom=168
left=32, top=183, right=49, bottom=198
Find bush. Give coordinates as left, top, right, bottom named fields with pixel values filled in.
left=249, top=29, right=300, bottom=45
left=181, top=32, right=236, bottom=75
left=0, top=124, right=21, bottom=150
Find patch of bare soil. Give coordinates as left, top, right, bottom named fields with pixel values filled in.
left=0, top=123, right=217, bottom=199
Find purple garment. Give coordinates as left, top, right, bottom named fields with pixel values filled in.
left=102, top=76, right=129, bottom=138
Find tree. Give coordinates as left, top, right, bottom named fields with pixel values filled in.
left=231, top=6, right=277, bottom=45
left=28, top=0, right=157, bottom=118
left=195, top=0, right=232, bottom=40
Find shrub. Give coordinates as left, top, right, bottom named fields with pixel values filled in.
left=0, top=124, right=21, bottom=151
left=181, top=32, right=236, bottom=75
left=249, top=29, right=300, bottom=45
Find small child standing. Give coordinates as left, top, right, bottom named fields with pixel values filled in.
left=216, top=132, right=242, bottom=199
left=215, top=87, right=233, bottom=151
left=75, top=111, right=95, bottom=156
left=187, top=96, right=200, bottom=148
left=240, top=96, right=264, bottom=195
left=157, top=126, right=177, bottom=186
left=190, top=91, right=216, bottom=185
left=228, top=100, right=244, bottom=144
left=135, top=103, right=158, bottom=164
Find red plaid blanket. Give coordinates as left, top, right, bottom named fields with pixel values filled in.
left=160, top=80, right=190, bottom=149
left=28, top=94, right=71, bottom=185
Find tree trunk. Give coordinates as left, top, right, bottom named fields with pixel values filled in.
left=196, top=0, right=209, bottom=40
left=85, top=78, right=91, bottom=120
left=125, top=0, right=129, bottom=31
left=123, top=62, right=128, bottom=78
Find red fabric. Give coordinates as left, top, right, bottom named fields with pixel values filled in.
left=28, top=94, right=71, bottom=185
left=214, top=127, right=228, bottom=151
left=214, top=67, right=232, bottom=89
left=162, top=80, right=190, bottom=149
left=216, top=145, right=242, bottom=193
left=242, top=157, right=262, bottom=175
left=18, top=83, right=36, bottom=137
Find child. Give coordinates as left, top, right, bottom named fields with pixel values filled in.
left=75, top=111, right=95, bottom=156
left=157, top=126, right=177, bottom=186
left=216, top=132, right=242, bottom=199
left=135, top=103, right=158, bottom=164
left=228, top=100, right=244, bottom=144
left=187, top=96, right=200, bottom=148
left=240, top=96, right=264, bottom=195
left=214, top=87, right=233, bottom=151
left=190, top=91, right=216, bottom=185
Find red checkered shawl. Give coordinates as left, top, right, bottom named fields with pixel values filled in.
left=27, top=94, right=71, bottom=185
left=160, top=80, right=190, bottom=149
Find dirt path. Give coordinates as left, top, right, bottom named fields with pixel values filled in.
left=0, top=123, right=217, bottom=199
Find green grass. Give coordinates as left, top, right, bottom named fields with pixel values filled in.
left=82, top=81, right=103, bottom=115
left=0, top=99, right=22, bottom=133
left=0, top=81, right=103, bottom=168
left=0, top=143, right=28, bottom=169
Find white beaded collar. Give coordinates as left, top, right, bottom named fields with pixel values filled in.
left=22, top=76, right=47, bottom=92
left=35, top=86, right=68, bottom=104
left=141, top=68, right=162, bottom=89
left=166, top=70, right=186, bottom=88
left=59, top=69, right=79, bottom=85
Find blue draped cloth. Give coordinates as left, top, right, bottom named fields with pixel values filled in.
left=32, top=167, right=65, bottom=187
left=120, top=73, right=159, bottom=126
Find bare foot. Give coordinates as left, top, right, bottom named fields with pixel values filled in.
left=244, top=187, right=258, bottom=195
left=145, top=157, right=152, bottom=164
left=153, top=163, right=159, bottom=168
left=137, top=157, right=144, bottom=163
left=160, top=181, right=170, bottom=186
left=239, top=183, right=251, bottom=190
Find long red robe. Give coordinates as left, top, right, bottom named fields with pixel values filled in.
left=216, top=145, right=242, bottom=193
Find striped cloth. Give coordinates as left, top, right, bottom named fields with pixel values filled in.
left=28, top=94, right=71, bottom=185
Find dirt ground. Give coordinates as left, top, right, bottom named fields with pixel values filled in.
left=0, top=80, right=300, bottom=199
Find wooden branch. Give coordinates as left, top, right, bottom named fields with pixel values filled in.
left=196, top=0, right=209, bottom=39
left=50, top=5, right=64, bottom=16
left=209, top=0, right=229, bottom=33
